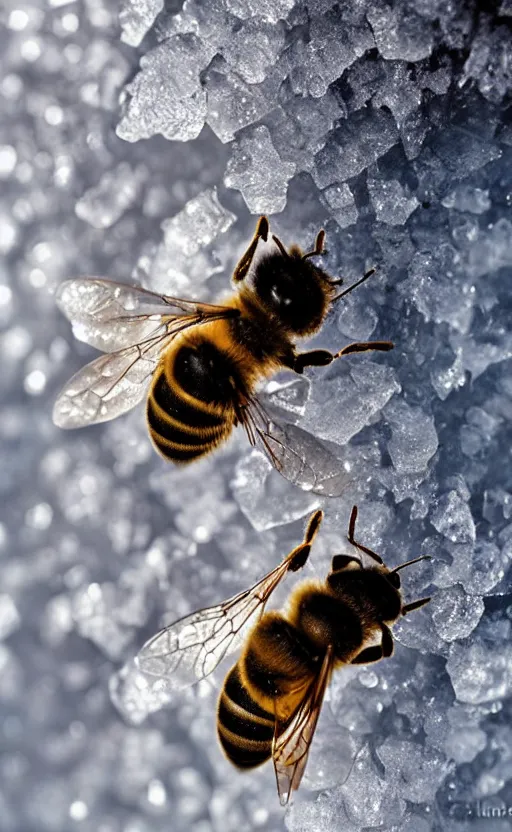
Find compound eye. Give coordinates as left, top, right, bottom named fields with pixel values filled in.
left=388, top=572, right=401, bottom=589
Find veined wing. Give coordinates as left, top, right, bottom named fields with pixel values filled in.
left=240, top=396, right=352, bottom=498
left=53, top=279, right=239, bottom=429
left=56, top=278, right=238, bottom=352
left=273, top=645, right=334, bottom=806
left=53, top=331, right=172, bottom=429
left=135, top=530, right=316, bottom=690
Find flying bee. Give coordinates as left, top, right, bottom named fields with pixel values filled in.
left=135, top=506, right=431, bottom=804
left=53, top=216, right=393, bottom=495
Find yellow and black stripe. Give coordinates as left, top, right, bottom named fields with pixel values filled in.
left=217, top=664, right=275, bottom=769
left=146, top=339, right=240, bottom=464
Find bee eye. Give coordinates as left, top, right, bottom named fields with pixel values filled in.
left=388, top=572, right=400, bottom=589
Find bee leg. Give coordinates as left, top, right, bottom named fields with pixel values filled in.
left=402, top=597, right=431, bottom=615
left=347, top=505, right=383, bottom=565
left=334, top=341, right=394, bottom=358
left=290, top=341, right=393, bottom=374
left=302, top=229, right=326, bottom=260
left=351, top=645, right=383, bottom=664
left=287, top=509, right=323, bottom=572
left=233, top=216, right=269, bottom=283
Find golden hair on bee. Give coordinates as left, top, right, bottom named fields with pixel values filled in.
left=136, top=506, right=431, bottom=805
left=53, top=217, right=393, bottom=493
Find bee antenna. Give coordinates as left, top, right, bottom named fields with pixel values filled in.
left=391, top=555, right=432, bottom=574
left=272, top=234, right=290, bottom=259
left=332, top=267, right=378, bottom=302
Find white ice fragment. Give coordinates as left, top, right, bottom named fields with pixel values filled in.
left=116, top=37, right=208, bottom=142
left=377, top=739, right=449, bottom=803
left=461, top=21, right=512, bottom=103
left=224, top=0, right=295, bottom=24
left=75, top=163, right=146, bottom=229
left=431, top=585, right=484, bottom=643
left=405, top=248, right=474, bottom=334
left=372, top=63, right=422, bottom=128
left=205, top=71, right=272, bottom=144
left=384, top=398, right=437, bottom=474
left=225, top=126, right=296, bottom=214
left=338, top=747, right=405, bottom=826
left=431, top=489, right=476, bottom=545
left=296, top=11, right=358, bottom=98
left=145, top=188, right=235, bottom=294
left=463, top=218, right=512, bottom=279
left=367, top=4, right=434, bottom=62
left=442, top=185, right=491, bottom=214
left=221, top=20, right=285, bottom=84
left=430, top=349, right=466, bottom=401
left=231, top=450, right=319, bottom=532
left=321, top=183, right=358, bottom=229
left=337, top=292, right=378, bottom=339
left=313, top=109, right=398, bottom=188
left=119, top=0, right=163, bottom=47
left=368, top=176, right=419, bottom=226
left=300, top=361, right=401, bottom=447
left=444, top=727, right=487, bottom=764
left=446, top=641, right=512, bottom=705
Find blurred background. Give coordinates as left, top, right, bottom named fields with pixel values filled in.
left=1, top=1, right=512, bottom=830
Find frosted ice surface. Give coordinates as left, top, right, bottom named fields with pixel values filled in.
left=300, top=361, right=401, bottom=447
left=75, top=163, right=146, bottom=229
left=442, top=185, right=491, bottom=214
left=431, top=585, right=484, bottom=642
left=116, top=37, right=208, bottom=142
left=461, top=21, right=512, bottom=103
left=321, top=183, right=358, bottom=229
left=384, top=397, right=438, bottom=474
left=224, top=0, right=296, bottom=24
left=291, top=11, right=358, bottom=99
left=447, top=642, right=512, bottom=705
left=144, top=188, right=236, bottom=294
left=431, top=489, right=476, bottom=545
left=221, top=20, right=285, bottom=85
left=224, top=126, right=296, bottom=213
left=231, top=450, right=319, bottom=532
left=368, top=175, right=419, bottom=226
left=313, top=108, right=399, bottom=188
left=119, top=0, right=163, bottom=47
left=377, top=739, right=449, bottom=803
left=367, top=4, right=434, bottom=61
left=205, top=71, right=273, bottom=144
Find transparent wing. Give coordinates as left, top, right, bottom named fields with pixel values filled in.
left=53, top=279, right=239, bottom=429
left=136, top=548, right=305, bottom=691
left=56, top=277, right=237, bottom=352
left=240, top=396, right=352, bottom=497
left=273, top=646, right=334, bottom=806
left=53, top=332, right=173, bottom=429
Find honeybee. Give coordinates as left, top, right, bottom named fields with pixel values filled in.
left=53, top=217, right=393, bottom=495
left=135, top=506, right=431, bottom=804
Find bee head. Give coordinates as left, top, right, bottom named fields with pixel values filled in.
left=251, top=245, right=336, bottom=336
left=328, top=562, right=403, bottom=624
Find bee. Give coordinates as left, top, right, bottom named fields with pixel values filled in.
left=53, top=217, right=393, bottom=495
left=135, top=506, right=431, bottom=804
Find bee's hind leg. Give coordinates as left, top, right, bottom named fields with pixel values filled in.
left=290, top=341, right=394, bottom=374
left=233, top=216, right=269, bottom=283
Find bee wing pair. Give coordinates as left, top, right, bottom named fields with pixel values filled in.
left=53, top=278, right=349, bottom=496
left=137, top=508, right=332, bottom=804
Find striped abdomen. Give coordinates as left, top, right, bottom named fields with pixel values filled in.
left=217, top=664, right=275, bottom=769
left=146, top=340, right=240, bottom=464
left=217, top=613, right=318, bottom=769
